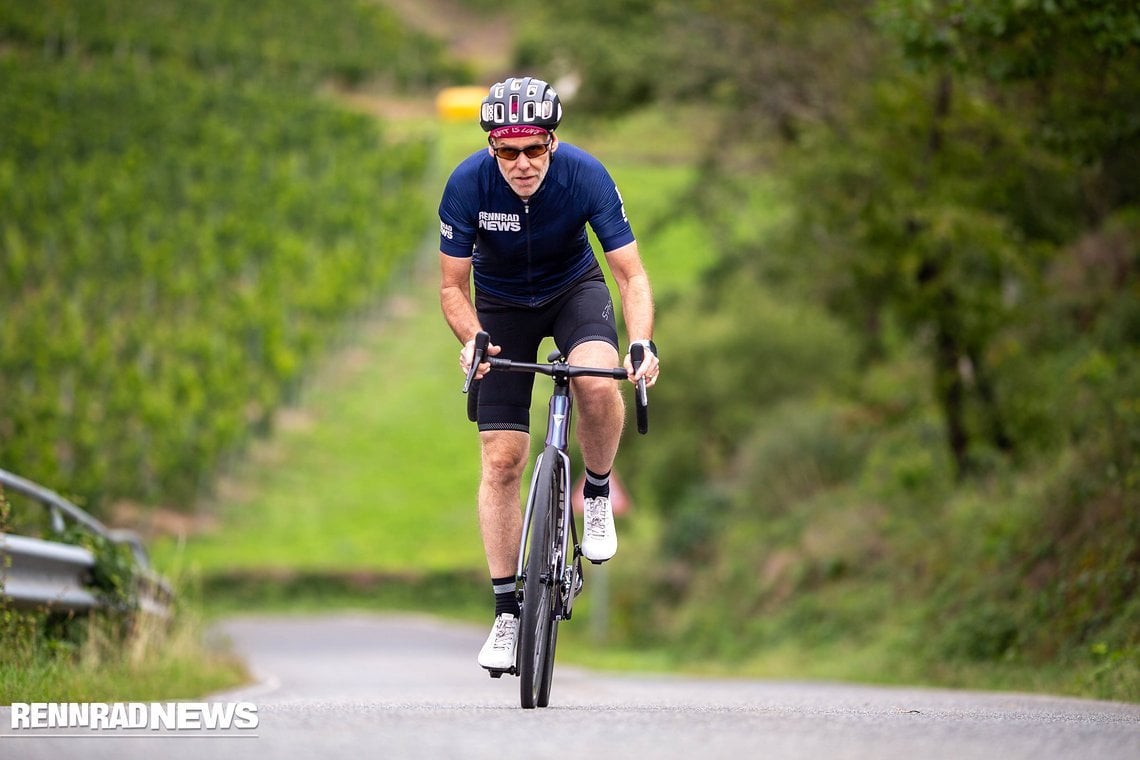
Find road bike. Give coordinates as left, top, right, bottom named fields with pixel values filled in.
left=463, top=331, right=649, bottom=708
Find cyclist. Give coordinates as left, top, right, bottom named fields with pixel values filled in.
left=438, top=76, right=660, bottom=672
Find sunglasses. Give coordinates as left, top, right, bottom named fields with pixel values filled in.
left=491, top=140, right=552, bottom=161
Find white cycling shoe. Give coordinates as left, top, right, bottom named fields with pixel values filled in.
left=477, top=613, right=518, bottom=671
left=582, top=496, right=618, bottom=563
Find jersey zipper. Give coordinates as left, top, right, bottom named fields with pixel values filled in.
left=522, top=198, right=534, bottom=305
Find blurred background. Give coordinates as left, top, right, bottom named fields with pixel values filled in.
left=1, top=0, right=1136, bottom=702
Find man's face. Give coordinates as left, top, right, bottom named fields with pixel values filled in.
left=489, top=133, right=557, bottom=199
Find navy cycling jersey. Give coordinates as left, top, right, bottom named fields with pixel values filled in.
left=438, top=141, right=635, bottom=307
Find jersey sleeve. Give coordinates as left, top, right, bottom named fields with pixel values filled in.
left=580, top=154, right=636, bottom=252
left=438, top=158, right=480, bottom=257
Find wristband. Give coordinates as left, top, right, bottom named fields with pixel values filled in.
left=630, top=339, right=658, bottom=359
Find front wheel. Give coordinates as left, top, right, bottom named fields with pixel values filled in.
left=519, top=449, right=563, bottom=709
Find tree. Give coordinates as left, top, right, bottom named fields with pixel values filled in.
left=516, top=0, right=1139, bottom=476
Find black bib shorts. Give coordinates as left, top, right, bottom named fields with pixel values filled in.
left=474, top=273, right=618, bottom=433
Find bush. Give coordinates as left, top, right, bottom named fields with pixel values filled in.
left=621, top=275, right=859, bottom=515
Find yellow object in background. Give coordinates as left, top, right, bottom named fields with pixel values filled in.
left=436, top=86, right=486, bottom=121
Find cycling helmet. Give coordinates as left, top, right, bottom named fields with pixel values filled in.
left=480, top=76, right=563, bottom=136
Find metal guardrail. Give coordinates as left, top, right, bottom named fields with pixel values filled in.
left=0, top=533, right=101, bottom=611
left=0, top=467, right=173, bottom=617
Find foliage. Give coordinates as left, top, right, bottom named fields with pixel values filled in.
left=517, top=0, right=879, bottom=143
left=513, top=0, right=1140, bottom=700
left=0, top=1, right=451, bottom=512
left=623, top=275, right=859, bottom=544
left=55, top=523, right=141, bottom=612
left=874, top=0, right=1140, bottom=165
left=0, top=0, right=465, bottom=87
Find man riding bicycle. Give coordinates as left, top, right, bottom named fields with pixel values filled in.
left=438, top=76, right=660, bottom=672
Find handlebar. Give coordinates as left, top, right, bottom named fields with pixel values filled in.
left=462, top=331, right=649, bottom=434
left=485, top=356, right=628, bottom=380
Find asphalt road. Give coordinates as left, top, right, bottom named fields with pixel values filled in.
left=2, top=613, right=1137, bottom=759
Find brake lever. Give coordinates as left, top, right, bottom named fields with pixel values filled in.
left=630, top=343, right=649, bottom=434
left=462, top=331, right=490, bottom=394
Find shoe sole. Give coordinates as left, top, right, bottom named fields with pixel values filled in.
left=482, top=664, right=516, bottom=678
left=582, top=548, right=616, bottom=564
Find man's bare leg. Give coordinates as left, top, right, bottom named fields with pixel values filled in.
left=478, top=429, right=529, bottom=577
left=568, top=340, right=625, bottom=473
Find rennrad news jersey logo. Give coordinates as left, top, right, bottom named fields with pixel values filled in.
left=478, top=211, right=521, bottom=232
left=10, top=702, right=259, bottom=733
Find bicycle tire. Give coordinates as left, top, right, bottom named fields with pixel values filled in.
left=536, top=453, right=566, bottom=706
left=519, top=449, right=562, bottom=709
left=537, top=613, right=559, bottom=706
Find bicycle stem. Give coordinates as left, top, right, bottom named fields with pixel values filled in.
left=545, top=380, right=572, bottom=451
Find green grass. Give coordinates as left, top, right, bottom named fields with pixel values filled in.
left=0, top=605, right=248, bottom=703
left=153, top=283, right=487, bottom=574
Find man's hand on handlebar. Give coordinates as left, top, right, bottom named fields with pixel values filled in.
left=624, top=344, right=660, bottom=388
left=461, top=334, right=500, bottom=381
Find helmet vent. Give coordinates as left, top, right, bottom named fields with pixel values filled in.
left=479, top=76, right=563, bottom=133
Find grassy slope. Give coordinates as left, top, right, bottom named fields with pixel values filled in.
left=155, top=266, right=487, bottom=574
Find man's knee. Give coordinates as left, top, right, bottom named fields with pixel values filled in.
left=568, top=339, right=618, bottom=366
left=480, top=431, right=529, bottom=483
left=574, top=376, right=621, bottom=412
left=569, top=341, right=621, bottom=407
